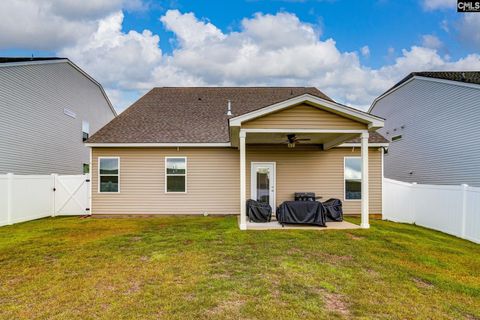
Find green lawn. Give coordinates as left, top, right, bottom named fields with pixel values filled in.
left=0, top=216, right=479, bottom=319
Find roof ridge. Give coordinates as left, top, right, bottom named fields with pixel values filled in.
left=152, top=86, right=318, bottom=89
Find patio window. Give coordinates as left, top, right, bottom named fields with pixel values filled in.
left=344, top=157, right=361, bottom=200
left=99, top=157, right=119, bottom=193
left=165, top=157, right=187, bottom=193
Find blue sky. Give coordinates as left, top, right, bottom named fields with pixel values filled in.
left=1, top=0, right=478, bottom=111
left=120, top=0, right=463, bottom=67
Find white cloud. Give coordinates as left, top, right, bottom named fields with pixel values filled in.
left=62, top=10, right=480, bottom=112
left=60, top=11, right=163, bottom=90
left=360, top=45, right=370, bottom=57
left=421, top=34, right=443, bottom=49
left=160, top=10, right=225, bottom=48
left=4, top=4, right=480, bottom=112
left=0, top=0, right=146, bottom=50
left=422, top=0, right=455, bottom=10
left=457, top=14, right=480, bottom=49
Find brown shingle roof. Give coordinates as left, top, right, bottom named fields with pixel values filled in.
left=88, top=87, right=387, bottom=144
left=88, top=87, right=331, bottom=143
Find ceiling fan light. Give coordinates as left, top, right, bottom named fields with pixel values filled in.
left=287, top=142, right=295, bottom=148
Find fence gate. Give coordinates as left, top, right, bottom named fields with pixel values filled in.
left=54, top=174, right=90, bottom=216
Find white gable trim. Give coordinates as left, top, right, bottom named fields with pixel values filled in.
left=369, top=75, right=480, bottom=113
left=0, top=59, right=117, bottom=117
left=229, top=94, right=384, bottom=129
left=67, top=60, right=117, bottom=117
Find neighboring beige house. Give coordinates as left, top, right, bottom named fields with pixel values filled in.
left=86, top=87, right=387, bottom=229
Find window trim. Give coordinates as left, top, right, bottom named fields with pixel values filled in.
left=165, top=156, right=187, bottom=194
left=344, top=156, right=362, bottom=202
left=98, top=156, right=120, bottom=193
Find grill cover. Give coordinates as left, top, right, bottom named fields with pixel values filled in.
left=323, top=198, right=343, bottom=222
left=276, top=201, right=326, bottom=226
left=246, top=199, right=272, bottom=222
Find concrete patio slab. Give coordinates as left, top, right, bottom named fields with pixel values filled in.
left=240, top=217, right=361, bottom=230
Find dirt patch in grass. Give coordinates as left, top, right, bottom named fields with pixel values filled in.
left=346, top=233, right=364, bottom=240
left=412, top=277, right=434, bottom=289
left=309, top=251, right=354, bottom=265
left=124, top=281, right=142, bottom=295
left=286, top=247, right=302, bottom=255
left=366, top=268, right=380, bottom=277
left=321, top=289, right=350, bottom=317
left=205, top=294, right=246, bottom=317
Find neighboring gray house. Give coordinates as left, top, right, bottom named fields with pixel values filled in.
left=0, top=57, right=116, bottom=175
left=370, top=71, right=480, bottom=186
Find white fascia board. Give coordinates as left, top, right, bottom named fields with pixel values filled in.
left=85, top=142, right=232, bottom=147
left=66, top=61, right=118, bottom=117
left=0, top=59, right=117, bottom=117
left=369, top=75, right=480, bottom=113
left=337, top=143, right=389, bottom=147
left=368, top=77, right=415, bottom=113
left=229, top=94, right=384, bottom=128
left=415, top=76, right=480, bottom=90
left=242, top=128, right=367, bottom=133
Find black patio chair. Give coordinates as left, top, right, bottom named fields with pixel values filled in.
left=246, top=199, right=272, bottom=223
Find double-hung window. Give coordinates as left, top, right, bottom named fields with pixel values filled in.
left=344, top=157, right=362, bottom=200
left=99, top=157, right=120, bottom=193
left=165, top=157, right=187, bottom=193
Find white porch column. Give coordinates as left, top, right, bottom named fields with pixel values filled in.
left=239, top=130, right=247, bottom=230
left=361, top=131, right=370, bottom=229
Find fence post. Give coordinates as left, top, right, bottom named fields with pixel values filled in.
left=461, top=184, right=468, bottom=238
left=86, top=173, right=92, bottom=216
left=411, top=182, right=417, bottom=224
left=6, top=173, right=13, bottom=225
left=51, top=173, right=58, bottom=217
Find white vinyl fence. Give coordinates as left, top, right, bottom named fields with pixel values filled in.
left=0, top=173, right=90, bottom=226
left=383, top=178, right=480, bottom=244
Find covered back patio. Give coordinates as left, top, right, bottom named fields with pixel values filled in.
left=228, top=94, right=386, bottom=230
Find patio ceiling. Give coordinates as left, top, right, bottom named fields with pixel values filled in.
left=244, top=131, right=360, bottom=148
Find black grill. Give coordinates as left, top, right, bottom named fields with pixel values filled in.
left=294, top=192, right=316, bottom=201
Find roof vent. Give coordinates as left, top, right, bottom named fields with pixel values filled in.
left=227, top=100, right=233, bottom=116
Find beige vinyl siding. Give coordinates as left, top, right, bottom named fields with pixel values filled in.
left=92, top=148, right=240, bottom=215
left=246, top=146, right=382, bottom=215
left=92, top=146, right=382, bottom=216
left=242, top=104, right=367, bottom=130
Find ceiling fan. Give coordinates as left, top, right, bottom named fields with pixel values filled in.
left=283, top=134, right=311, bottom=148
